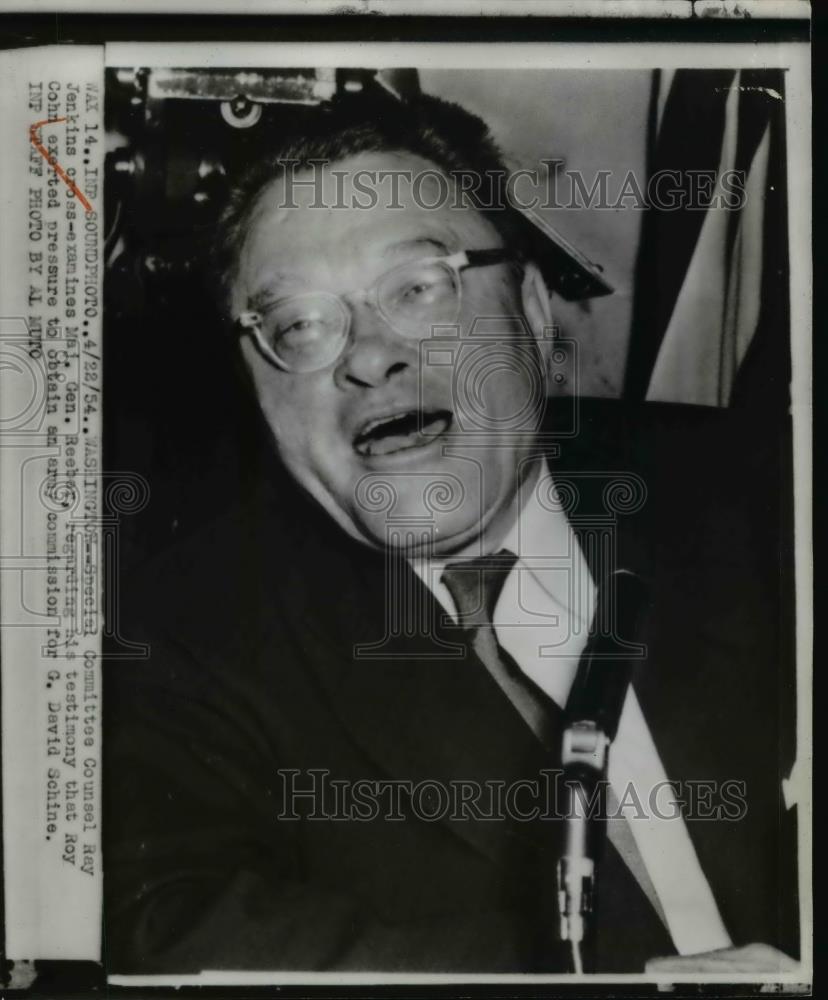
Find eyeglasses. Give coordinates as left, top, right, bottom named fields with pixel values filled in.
left=235, top=248, right=517, bottom=374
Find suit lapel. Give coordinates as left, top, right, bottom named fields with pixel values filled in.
left=267, top=525, right=560, bottom=868
left=551, top=411, right=782, bottom=947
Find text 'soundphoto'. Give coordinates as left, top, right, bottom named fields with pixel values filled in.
left=0, top=23, right=812, bottom=996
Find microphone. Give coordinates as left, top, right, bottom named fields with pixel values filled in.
left=556, top=569, right=649, bottom=973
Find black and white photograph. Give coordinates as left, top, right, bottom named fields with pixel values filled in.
left=0, top=7, right=813, bottom=996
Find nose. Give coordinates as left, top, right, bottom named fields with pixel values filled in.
left=333, top=302, right=416, bottom=390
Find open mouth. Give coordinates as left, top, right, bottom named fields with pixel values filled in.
left=353, top=409, right=454, bottom=457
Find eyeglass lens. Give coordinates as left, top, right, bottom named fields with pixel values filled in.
left=259, top=258, right=461, bottom=371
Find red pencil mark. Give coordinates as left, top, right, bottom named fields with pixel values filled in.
left=29, top=117, right=93, bottom=213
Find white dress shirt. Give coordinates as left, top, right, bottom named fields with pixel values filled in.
left=410, top=460, right=732, bottom=957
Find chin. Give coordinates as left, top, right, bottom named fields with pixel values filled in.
left=364, top=505, right=504, bottom=558
left=309, top=459, right=513, bottom=556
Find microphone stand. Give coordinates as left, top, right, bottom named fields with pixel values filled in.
left=556, top=570, right=649, bottom=973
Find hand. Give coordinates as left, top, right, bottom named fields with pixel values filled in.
left=645, top=943, right=799, bottom=975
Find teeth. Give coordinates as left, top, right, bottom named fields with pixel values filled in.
left=354, top=410, right=452, bottom=457
left=360, top=411, right=412, bottom=438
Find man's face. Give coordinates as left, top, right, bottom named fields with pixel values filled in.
left=230, top=150, right=552, bottom=556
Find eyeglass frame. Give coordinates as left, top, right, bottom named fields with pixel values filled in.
left=234, top=247, right=519, bottom=374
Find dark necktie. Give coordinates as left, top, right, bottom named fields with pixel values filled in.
left=441, top=549, right=561, bottom=750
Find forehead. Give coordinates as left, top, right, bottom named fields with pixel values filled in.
left=235, top=150, right=502, bottom=293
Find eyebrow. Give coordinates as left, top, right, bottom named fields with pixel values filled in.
left=384, top=237, right=450, bottom=259
left=248, top=235, right=453, bottom=309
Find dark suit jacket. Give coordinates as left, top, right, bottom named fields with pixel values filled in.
left=103, top=399, right=798, bottom=974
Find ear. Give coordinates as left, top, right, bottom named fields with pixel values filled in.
left=520, top=260, right=555, bottom=360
